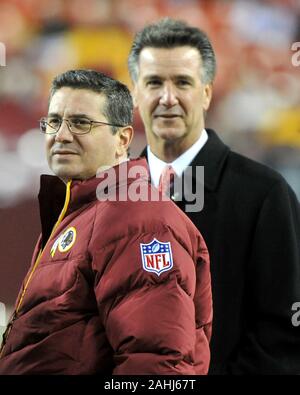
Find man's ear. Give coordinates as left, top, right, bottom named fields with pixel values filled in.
left=203, top=83, right=213, bottom=111
left=116, top=126, right=134, bottom=158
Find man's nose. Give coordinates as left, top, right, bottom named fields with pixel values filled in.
left=159, top=83, right=178, bottom=107
left=54, top=120, right=74, bottom=142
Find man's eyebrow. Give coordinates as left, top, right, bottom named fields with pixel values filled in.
left=68, top=113, right=92, bottom=119
left=143, top=74, right=162, bottom=80
left=143, top=74, right=194, bottom=81
left=171, top=75, right=195, bottom=84
left=47, top=112, right=92, bottom=119
left=47, top=112, right=61, bottom=117
left=175, top=74, right=193, bottom=80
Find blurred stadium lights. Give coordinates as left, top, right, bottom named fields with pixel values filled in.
left=0, top=129, right=51, bottom=208
left=17, top=128, right=49, bottom=169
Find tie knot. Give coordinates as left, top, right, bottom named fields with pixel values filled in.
left=159, top=165, right=176, bottom=196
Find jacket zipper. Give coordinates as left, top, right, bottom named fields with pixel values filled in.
left=0, top=180, right=72, bottom=358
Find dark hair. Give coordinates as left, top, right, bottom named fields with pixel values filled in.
left=50, top=69, right=133, bottom=134
left=128, top=17, right=216, bottom=84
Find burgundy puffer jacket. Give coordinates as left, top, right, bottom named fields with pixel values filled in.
left=0, top=159, right=212, bottom=375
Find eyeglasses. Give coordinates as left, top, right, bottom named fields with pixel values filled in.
left=39, top=116, right=126, bottom=135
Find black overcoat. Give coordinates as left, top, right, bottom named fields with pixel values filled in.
left=142, top=129, right=300, bottom=374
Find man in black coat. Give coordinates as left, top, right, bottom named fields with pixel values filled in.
left=128, top=18, right=300, bottom=374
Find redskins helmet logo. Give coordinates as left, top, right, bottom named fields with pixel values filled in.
left=51, top=227, right=77, bottom=257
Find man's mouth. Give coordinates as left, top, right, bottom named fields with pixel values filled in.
left=154, top=114, right=182, bottom=119
left=52, top=149, right=79, bottom=155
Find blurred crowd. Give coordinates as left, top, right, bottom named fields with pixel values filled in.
left=0, top=0, right=300, bottom=206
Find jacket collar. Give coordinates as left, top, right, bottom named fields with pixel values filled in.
left=38, top=158, right=150, bottom=245
left=189, top=129, right=229, bottom=191
left=141, top=129, right=230, bottom=192
left=70, top=158, right=150, bottom=210
left=40, top=158, right=150, bottom=208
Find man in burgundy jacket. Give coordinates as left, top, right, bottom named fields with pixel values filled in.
left=0, top=69, right=212, bottom=375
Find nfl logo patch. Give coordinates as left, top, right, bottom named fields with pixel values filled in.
left=140, top=238, right=173, bottom=276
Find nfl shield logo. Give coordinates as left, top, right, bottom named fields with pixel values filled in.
left=140, top=238, right=173, bottom=276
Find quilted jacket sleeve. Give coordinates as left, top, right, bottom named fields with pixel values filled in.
left=92, top=226, right=212, bottom=375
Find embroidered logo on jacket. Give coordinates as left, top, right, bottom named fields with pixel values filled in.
left=50, top=227, right=77, bottom=257
left=140, top=238, right=173, bottom=276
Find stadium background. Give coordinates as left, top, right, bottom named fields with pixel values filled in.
left=0, top=0, right=299, bottom=333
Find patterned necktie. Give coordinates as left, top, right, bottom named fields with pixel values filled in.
left=159, top=165, right=176, bottom=196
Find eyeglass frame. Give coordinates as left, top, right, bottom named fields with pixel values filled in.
left=39, top=116, right=127, bottom=135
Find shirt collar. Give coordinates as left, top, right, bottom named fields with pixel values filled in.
left=147, top=129, right=208, bottom=187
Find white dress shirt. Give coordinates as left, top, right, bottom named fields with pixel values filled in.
left=147, top=129, right=208, bottom=187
